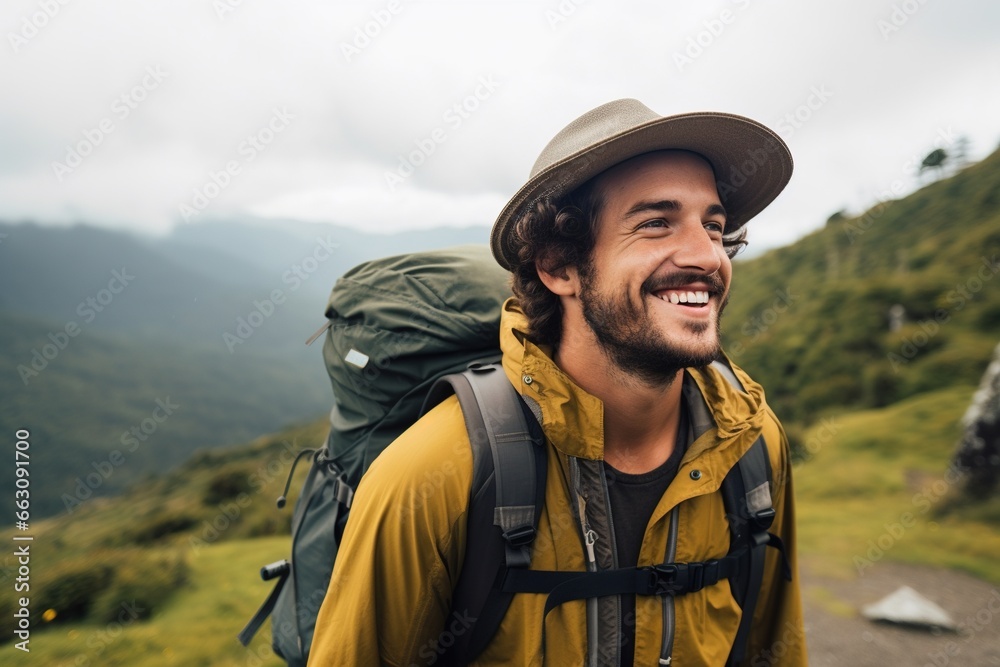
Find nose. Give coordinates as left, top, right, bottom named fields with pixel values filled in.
left=668, top=218, right=723, bottom=274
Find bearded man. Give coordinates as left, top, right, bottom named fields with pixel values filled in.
left=309, top=99, right=807, bottom=666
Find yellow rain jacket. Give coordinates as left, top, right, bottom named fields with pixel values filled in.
left=309, top=300, right=806, bottom=666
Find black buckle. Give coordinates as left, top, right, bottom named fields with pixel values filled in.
left=502, top=525, right=536, bottom=548
left=750, top=507, right=776, bottom=530
left=646, top=564, right=688, bottom=595
left=645, top=559, right=723, bottom=596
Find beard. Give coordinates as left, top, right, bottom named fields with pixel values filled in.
left=578, top=264, right=728, bottom=387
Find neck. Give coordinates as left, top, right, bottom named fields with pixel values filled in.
left=554, top=325, right=685, bottom=474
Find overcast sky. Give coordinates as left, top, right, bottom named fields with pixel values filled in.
left=2, top=0, right=998, bottom=252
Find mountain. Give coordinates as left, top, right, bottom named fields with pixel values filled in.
left=0, top=218, right=490, bottom=345
left=157, top=216, right=490, bottom=302
left=722, top=148, right=1000, bottom=424
left=0, top=217, right=492, bottom=517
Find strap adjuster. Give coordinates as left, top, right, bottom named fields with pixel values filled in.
left=502, top=525, right=536, bottom=548
left=750, top=507, right=776, bottom=530
left=644, top=558, right=724, bottom=596
left=646, top=564, right=688, bottom=595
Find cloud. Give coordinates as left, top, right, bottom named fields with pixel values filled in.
left=249, top=183, right=507, bottom=234
left=1, top=0, right=998, bottom=251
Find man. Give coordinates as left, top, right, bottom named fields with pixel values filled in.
left=308, top=99, right=806, bottom=665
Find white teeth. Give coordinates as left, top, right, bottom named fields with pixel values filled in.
left=655, top=290, right=711, bottom=304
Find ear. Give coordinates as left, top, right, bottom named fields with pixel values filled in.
left=535, top=256, right=580, bottom=298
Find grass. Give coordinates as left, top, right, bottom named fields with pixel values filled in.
left=0, top=422, right=327, bottom=666
left=0, top=538, right=289, bottom=667
left=792, top=384, right=1000, bottom=583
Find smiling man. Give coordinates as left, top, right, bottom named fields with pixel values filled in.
left=309, top=99, right=806, bottom=666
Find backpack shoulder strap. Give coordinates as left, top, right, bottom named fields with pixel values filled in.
left=712, top=359, right=777, bottom=667
left=721, top=437, right=774, bottom=666
left=421, top=362, right=547, bottom=665
left=419, top=360, right=784, bottom=665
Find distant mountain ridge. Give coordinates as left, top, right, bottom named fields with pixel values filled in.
left=0, top=217, right=492, bottom=517
left=0, top=217, right=489, bottom=340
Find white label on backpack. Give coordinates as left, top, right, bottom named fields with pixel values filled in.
left=345, top=348, right=369, bottom=369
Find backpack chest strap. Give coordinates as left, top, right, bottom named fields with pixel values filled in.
left=501, top=537, right=787, bottom=621
left=505, top=556, right=739, bottom=618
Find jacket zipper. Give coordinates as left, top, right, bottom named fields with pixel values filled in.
left=660, top=505, right=680, bottom=665
left=570, top=458, right=599, bottom=667
left=599, top=464, right=622, bottom=667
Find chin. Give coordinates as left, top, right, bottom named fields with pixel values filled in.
left=670, top=336, right=722, bottom=364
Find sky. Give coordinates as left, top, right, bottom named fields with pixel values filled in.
left=2, top=0, right=998, bottom=253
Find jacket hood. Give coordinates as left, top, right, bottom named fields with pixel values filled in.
left=499, top=298, right=769, bottom=464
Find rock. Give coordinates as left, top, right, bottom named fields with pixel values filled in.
left=888, top=304, right=906, bottom=332
left=954, top=341, right=1000, bottom=498
left=861, top=586, right=957, bottom=631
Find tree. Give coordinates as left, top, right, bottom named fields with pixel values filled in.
left=953, top=135, right=971, bottom=169
left=825, top=209, right=848, bottom=226
left=919, top=148, right=948, bottom=180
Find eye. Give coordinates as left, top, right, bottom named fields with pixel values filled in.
left=704, top=221, right=725, bottom=235
left=638, top=218, right=668, bottom=230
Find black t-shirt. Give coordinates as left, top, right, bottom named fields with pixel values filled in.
left=602, top=405, right=688, bottom=667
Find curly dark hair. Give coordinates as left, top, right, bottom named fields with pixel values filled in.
left=509, top=180, right=748, bottom=348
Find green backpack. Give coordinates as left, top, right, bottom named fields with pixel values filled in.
left=238, top=245, right=783, bottom=666
left=238, top=245, right=541, bottom=664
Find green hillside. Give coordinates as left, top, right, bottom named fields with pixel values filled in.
left=723, top=148, right=1000, bottom=423
left=0, top=312, right=330, bottom=517
left=0, top=420, right=327, bottom=663
left=793, top=385, right=1000, bottom=581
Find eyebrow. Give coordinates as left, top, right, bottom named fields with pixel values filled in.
left=623, top=199, right=728, bottom=221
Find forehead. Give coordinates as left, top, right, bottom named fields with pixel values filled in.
left=590, top=150, right=721, bottom=208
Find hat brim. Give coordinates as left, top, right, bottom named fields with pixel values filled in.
left=491, top=112, right=793, bottom=271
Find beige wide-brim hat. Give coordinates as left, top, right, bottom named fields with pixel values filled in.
left=491, top=98, right=793, bottom=271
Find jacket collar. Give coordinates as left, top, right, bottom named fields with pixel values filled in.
left=499, top=298, right=767, bottom=462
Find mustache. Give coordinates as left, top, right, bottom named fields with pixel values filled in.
left=642, top=271, right=727, bottom=295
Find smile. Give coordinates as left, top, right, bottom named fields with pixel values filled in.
left=652, top=290, right=711, bottom=305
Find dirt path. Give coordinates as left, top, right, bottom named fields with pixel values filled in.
left=801, top=560, right=1000, bottom=666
